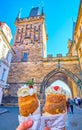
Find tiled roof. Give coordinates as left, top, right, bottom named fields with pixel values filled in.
left=29, top=7, right=40, bottom=17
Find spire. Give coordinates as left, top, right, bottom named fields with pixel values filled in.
left=29, top=7, right=40, bottom=17
left=16, top=8, right=22, bottom=19
left=41, top=6, right=44, bottom=15
left=72, top=18, right=76, bottom=40
left=41, top=2, right=44, bottom=15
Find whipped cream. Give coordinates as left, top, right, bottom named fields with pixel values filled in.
left=17, top=85, right=37, bottom=97
left=46, top=86, right=66, bottom=95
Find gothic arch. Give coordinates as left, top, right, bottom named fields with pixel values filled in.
left=40, top=67, right=81, bottom=94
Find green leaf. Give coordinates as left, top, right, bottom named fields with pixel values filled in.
left=26, top=80, right=34, bottom=86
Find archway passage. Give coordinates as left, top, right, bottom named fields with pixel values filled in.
left=41, top=68, right=81, bottom=98
left=51, top=80, right=72, bottom=98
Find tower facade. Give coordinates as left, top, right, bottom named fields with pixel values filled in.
left=12, top=7, right=47, bottom=63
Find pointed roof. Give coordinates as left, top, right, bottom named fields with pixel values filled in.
left=29, top=7, right=40, bottom=17
left=41, top=7, right=44, bottom=16
left=72, top=22, right=76, bottom=40
left=16, top=9, right=22, bottom=19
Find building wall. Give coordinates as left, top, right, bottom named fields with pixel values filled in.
left=0, top=22, right=13, bottom=104
left=8, top=57, right=79, bottom=97
left=73, top=2, right=82, bottom=70
left=67, top=2, right=82, bottom=71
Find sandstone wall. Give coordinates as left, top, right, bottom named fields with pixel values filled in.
left=8, top=57, right=80, bottom=97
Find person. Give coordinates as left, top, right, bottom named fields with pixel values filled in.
left=77, top=97, right=81, bottom=107
left=75, top=98, right=78, bottom=106
left=69, top=98, right=74, bottom=114
left=66, top=98, right=70, bottom=113
left=16, top=119, right=51, bottom=130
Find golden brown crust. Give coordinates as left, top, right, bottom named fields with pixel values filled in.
left=43, top=94, right=66, bottom=114
left=46, top=94, right=66, bottom=103
left=18, top=94, right=39, bottom=116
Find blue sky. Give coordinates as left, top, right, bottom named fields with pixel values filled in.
left=0, top=0, right=80, bottom=57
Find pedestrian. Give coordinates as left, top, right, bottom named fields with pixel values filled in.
left=16, top=119, right=51, bottom=130
left=81, top=98, right=82, bottom=104
left=77, top=97, right=81, bottom=107
left=69, top=98, right=74, bottom=114
left=75, top=98, right=78, bottom=106
left=66, top=98, right=70, bottom=113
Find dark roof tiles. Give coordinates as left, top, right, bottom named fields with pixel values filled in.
left=29, top=7, right=40, bottom=17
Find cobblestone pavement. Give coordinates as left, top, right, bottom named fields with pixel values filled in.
left=0, top=105, right=82, bottom=130
left=66, top=106, right=82, bottom=130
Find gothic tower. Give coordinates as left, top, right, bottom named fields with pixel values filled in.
left=8, top=3, right=82, bottom=98
left=12, top=7, right=47, bottom=62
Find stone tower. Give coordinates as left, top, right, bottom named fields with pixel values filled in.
left=12, top=7, right=47, bottom=63
left=8, top=2, right=82, bottom=99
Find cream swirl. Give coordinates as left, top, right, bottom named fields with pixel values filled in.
left=46, top=86, right=66, bottom=95
left=17, top=85, right=37, bottom=97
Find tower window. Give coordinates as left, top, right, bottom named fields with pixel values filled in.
left=34, top=34, right=36, bottom=41
left=34, top=33, right=38, bottom=41
left=22, top=52, right=28, bottom=62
